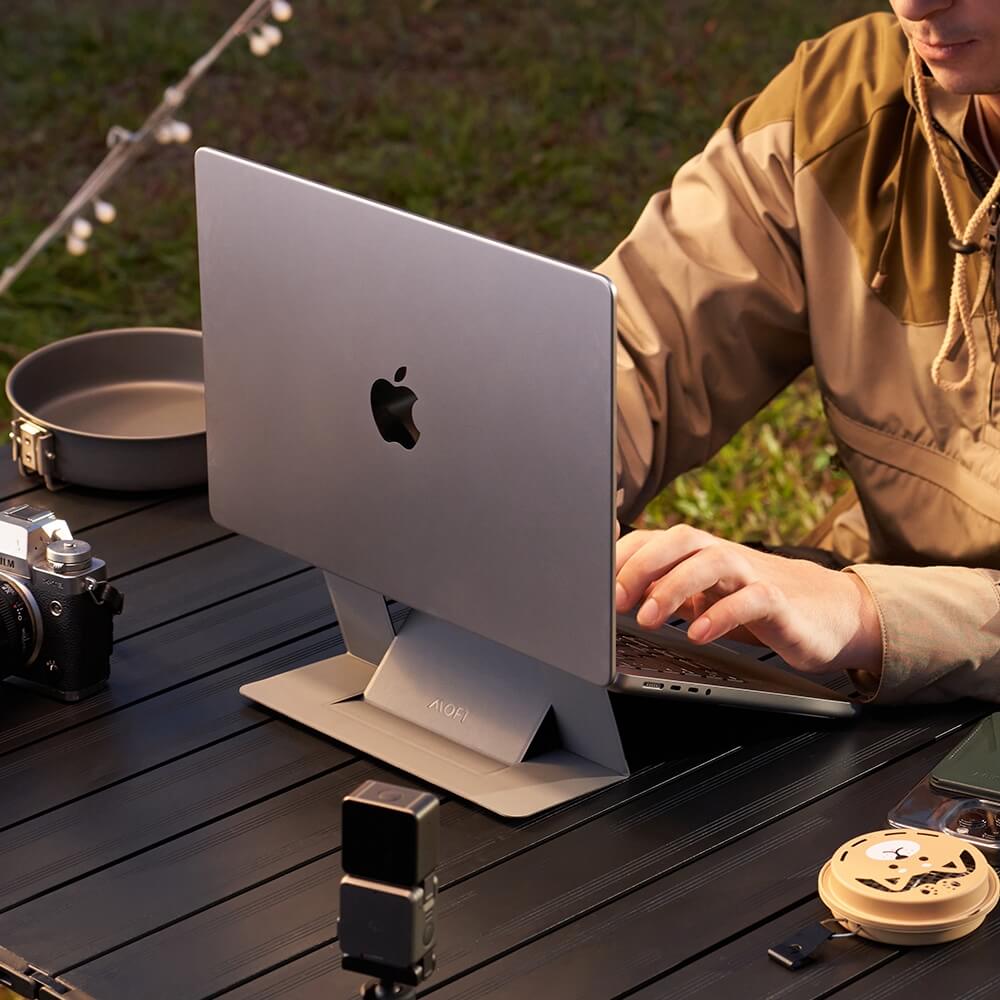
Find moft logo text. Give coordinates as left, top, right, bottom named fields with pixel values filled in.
left=428, top=698, right=469, bottom=723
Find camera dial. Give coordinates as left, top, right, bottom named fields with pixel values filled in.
left=46, top=538, right=93, bottom=572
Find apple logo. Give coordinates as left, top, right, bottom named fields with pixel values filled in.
left=370, top=366, right=421, bottom=449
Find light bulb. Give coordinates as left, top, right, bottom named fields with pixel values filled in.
left=94, top=199, right=117, bottom=224
left=261, top=23, right=283, bottom=47
left=249, top=31, right=271, bottom=56
left=66, top=234, right=88, bottom=256
left=71, top=217, right=93, bottom=239
left=170, top=120, right=192, bottom=143
left=271, top=0, right=293, bottom=22
left=156, top=123, right=175, bottom=143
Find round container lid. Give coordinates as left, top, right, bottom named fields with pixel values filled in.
left=818, top=828, right=999, bottom=936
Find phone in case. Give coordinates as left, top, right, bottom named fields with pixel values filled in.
left=930, top=713, right=1000, bottom=801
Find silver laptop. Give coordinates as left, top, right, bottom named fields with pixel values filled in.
left=195, top=149, right=855, bottom=816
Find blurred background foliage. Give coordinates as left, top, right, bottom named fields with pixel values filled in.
left=1, top=0, right=884, bottom=540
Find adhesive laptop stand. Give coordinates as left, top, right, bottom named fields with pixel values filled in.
left=241, top=573, right=628, bottom=818
left=197, top=147, right=626, bottom=818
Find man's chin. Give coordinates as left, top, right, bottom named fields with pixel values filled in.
left=925, top=66, right=988, bottom=96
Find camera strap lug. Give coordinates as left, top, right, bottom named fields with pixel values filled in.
left=0, top=945, right=97, bottom=999
left=9, top=419, right=65, bottom=493
left=83, top=578, right=125, bottom=616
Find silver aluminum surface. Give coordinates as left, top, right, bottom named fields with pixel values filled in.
left=196, top=148, right=617, bottom=685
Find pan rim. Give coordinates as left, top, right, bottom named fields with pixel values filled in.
left=6, top=326, right=206, bottom=443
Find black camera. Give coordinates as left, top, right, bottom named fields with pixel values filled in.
left=0, top=503, right=123, bottom=702
left=339, top=780, right=440, bottom=996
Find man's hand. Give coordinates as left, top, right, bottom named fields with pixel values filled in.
left=615, top=525, right=883, bottom=677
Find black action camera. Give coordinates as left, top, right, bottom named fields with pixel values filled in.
left=339, top=780, right=440, bottom=996
left=0, top=503, right=124, bottom=702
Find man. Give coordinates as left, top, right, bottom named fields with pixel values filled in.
left=606, top=1, right=1000, bottom=703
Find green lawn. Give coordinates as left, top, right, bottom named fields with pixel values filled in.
left=2, top=0, right=881, bottom=539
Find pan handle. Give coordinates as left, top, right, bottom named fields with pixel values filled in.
left=10, top=418, right=66, bottom=492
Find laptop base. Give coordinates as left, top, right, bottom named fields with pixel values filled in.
left=241, top=573, right=628, bottom=818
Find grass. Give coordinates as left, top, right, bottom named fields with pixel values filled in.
left=1, top=0, right=881, bottom=540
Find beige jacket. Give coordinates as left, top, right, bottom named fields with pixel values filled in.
left=597, top=13, right=1000, bottom=704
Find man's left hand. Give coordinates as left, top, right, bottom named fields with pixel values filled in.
left=615, top=525, right=882, bottom=677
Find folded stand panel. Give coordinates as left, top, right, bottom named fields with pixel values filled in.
left=241, top=572, right=628, bottom=817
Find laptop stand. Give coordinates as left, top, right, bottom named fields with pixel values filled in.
left=240, top=571, right=629, bottom=817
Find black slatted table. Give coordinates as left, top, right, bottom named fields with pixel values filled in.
left=0, top=470, right=992, bottom=1000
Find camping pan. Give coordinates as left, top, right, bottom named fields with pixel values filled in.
left=6, top=327, right=207, bottom=492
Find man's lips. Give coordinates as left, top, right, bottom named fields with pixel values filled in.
left=912, top=37, right=976, bottom=60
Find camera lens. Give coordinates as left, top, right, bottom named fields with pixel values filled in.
left=0, top=576, right=43, bottom=669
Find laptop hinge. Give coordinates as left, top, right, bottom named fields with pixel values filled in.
left=0, top=946, right=97, bottom=1000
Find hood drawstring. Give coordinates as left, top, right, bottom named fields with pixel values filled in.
left=909, top=43, right=1000, bottom=392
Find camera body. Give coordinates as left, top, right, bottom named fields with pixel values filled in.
left=0, top=503, right=123, bottom=702
left=340, top=877, right=437, bottom=971
left=339, top=780, right=440, bottom=988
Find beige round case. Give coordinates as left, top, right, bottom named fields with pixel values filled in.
left=818, top=828, right=1000, bottom=945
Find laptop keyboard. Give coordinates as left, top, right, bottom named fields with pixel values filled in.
left=616, top=631, right=747, bottom=685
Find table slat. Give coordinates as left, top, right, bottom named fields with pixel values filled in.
left=0, top=568, right=339, bottom=759
left=0, top=758, right=402, bottom=969
left=64, top=708, right=976, bottom=999
left=423, top=734, right=962, bottom=1000
left=0, top=628, right=347, bottom=832
left=826, top=908, right=1000, bottom=999
left=625, top=897, right=891, bottom=1000
left=0, top=724, right=351, bottom=915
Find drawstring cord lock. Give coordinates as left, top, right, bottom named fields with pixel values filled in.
left=948, top=236, right=980, bottom=255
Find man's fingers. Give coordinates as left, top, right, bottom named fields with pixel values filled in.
left=634, top=546, right=753, bottom=629
left=616, top=524, right=719, bottom=611
left=687, top=580, right=792, bottom=647
left=615, top=530, right=651, bottom=575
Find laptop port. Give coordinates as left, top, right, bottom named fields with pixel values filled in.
left=642, top=681, right=665, bottom=690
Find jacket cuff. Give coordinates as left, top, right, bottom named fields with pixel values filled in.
left=842, top=563, right=1000, bottom=704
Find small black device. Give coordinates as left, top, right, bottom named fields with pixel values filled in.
left=930, top=713, right=1000, bottom=801
left=0, top=503, right=123, bottom=702
left=339, top=780, right=440, bottom=1000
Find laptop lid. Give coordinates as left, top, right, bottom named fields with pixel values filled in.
left=195, top=148, right=617, bottom=686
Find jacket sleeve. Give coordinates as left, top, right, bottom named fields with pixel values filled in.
left=845, top=564, right=1000, bottom=704
left=595, top=86, right=813, bottom=525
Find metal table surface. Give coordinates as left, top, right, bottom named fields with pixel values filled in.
left=0, top=466, right=994, bottom=1000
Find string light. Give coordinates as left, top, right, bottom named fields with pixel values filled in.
left=0, top=0, right=294, bottom=296
left=248, top=4, right=290, bottom=56
left=249, top=30, right=272, bottom=56
left=94, top=200, right=117, bottom=224
left=157, top=119, right=193, bottom=143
